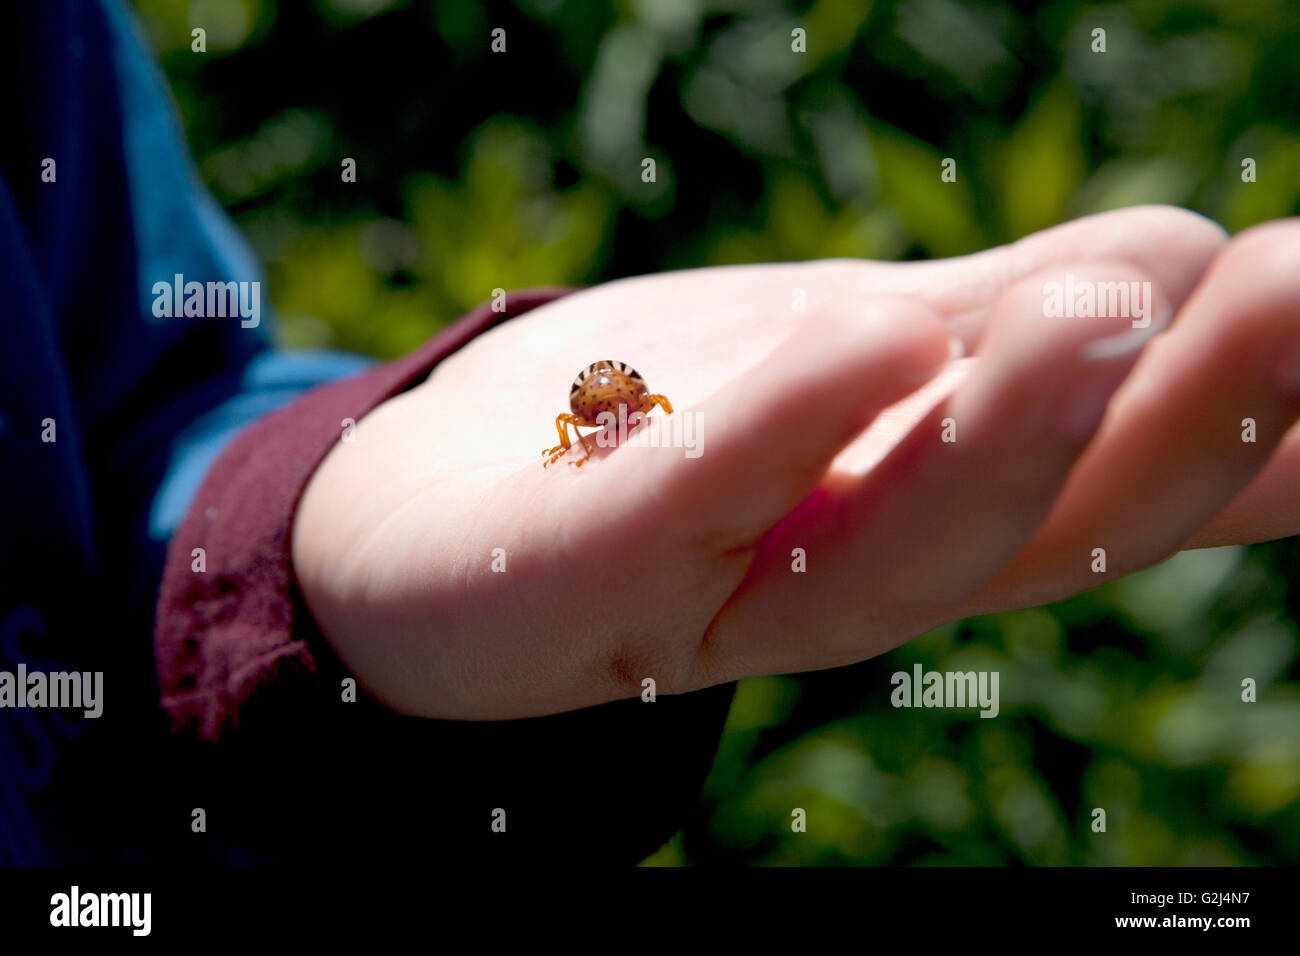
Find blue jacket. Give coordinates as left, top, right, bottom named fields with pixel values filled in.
left=0, top=0, right=367, bottom=863
left=1, top=0, right=734, bottom=866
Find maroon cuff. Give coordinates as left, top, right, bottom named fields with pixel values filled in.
left=153, top=287, right=575, bottom=743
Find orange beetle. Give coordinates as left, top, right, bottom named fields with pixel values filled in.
left=542, top=360, right=673, bottom=468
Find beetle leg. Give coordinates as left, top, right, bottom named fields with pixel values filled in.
left=571, top=428, right=594, bottom=467
left=548, top=414, right=574, bottom=452
left=543, top=414, right=589, bottom=468
left=541, top=415, right=571, bottom=468
left=646, top=394, right=674, bottom=414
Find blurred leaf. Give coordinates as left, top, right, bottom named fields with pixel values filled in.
left=870, top=123, right=985, bottom=256
left=996, top=82, right=1086, bottom=238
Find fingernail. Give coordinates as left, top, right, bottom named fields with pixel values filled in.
left=1080, top=304, right=1173, bottom=362
left=1057, top=299, right=1172, bottom=442
left=1057, top=308, right=1169, bottom=442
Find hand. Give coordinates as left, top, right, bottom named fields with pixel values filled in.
left=291, top=205, right=1300, bottom=719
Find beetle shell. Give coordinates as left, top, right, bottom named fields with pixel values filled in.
left=569, top=360, right=652, bottom=426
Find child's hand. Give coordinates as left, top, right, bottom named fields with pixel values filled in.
left=291, top=206, right=1300, bottom=719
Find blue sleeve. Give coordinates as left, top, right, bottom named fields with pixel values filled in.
left=95, top=0, right=376, bottom=543
left=147, top=350, right=375, bottom=539
left=0, top=0, right=370, bottom=862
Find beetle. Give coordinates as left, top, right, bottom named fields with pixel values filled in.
left=542, top=360, right=673, bottom=468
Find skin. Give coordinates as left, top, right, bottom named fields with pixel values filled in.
left=291, top=205, right=1300, bottom=720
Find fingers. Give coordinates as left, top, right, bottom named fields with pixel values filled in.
left=829, top=204, right=1225, bottom=343
left=963, top=219, right=1300, bottom=615
left=1181, top=418, right=1300, bottom=548
left=865, top=264, right=1171, bottom=604
left=692, top=262, right=1170, bottom=684
left=600, top=299, right=953, bottom=556
left=999, top=205, right=1226, bottom=313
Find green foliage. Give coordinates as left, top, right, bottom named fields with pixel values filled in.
left=131, top=0, right=1300, bottom=864
left=681, top=542, right=1300, bottom=865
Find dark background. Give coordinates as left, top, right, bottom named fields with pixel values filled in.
left=129, top=0, right=1300, bottom=864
